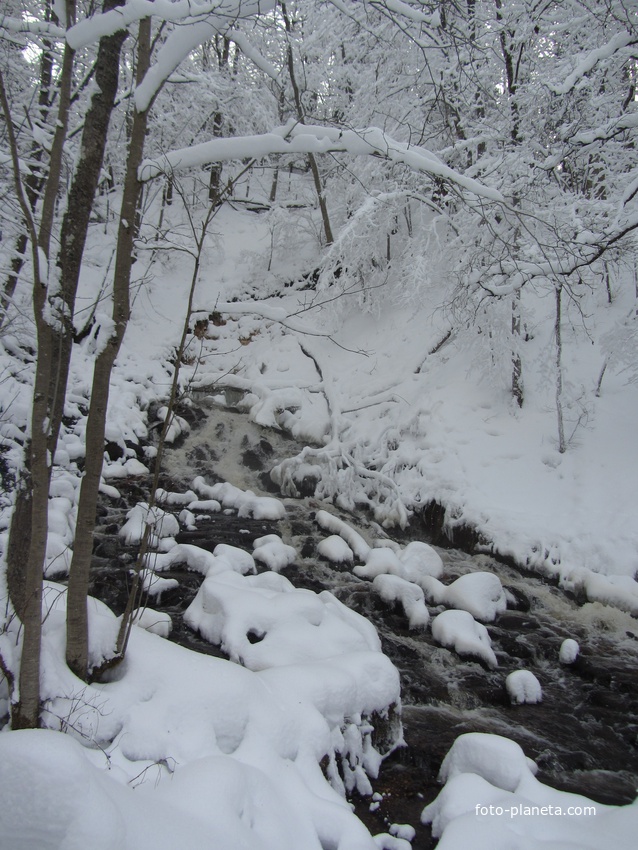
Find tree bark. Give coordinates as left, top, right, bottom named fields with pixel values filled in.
left=66, top=16, right=152, bottom=679
left=48, top=3, right=128, bottom=466
left=1, top=0, right=76, bottom=726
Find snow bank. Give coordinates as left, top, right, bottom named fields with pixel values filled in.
left=422, top=732, right=638, bottom=850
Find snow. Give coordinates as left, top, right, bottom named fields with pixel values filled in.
left=318, top=534, right=354, bottom=563
left=2, top=60, right=638, bottom=850
left=442, top=572, right=507, bottom=623
left=559, top=638, right=580, bottom=664
left=422, top=733, right=638, bottom=850
left=131, top=606, right=172, bottom=637
left=505, top=670, right=543, bottom=705
left=431, top=609, right=498, bottom=669
left=253, top=533, right=297, bottom=571
left=372, top=574, right=430, bottom=629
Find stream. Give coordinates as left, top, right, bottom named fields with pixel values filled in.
left=91, top=400, right=638, bottom=848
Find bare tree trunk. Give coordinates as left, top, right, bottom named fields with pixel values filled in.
left=1, top=0, right=76, bottom=726
left=66, top=16, right=152, bottom=679
left=511, top=291, right=524, bottom=408
left=281, top=2, right=334, bottom=245
left=48, top=2, right=128, bottom=467
left=555, top=284, right=566, bottom=453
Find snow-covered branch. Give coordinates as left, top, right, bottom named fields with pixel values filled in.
left=227, top=28, right=280, bottom=81
left=572, top=112, right=638, bottom=146
left=139, top=121, right=504, bottom=201
left=67, top=0, right=274, bottom=48
left=0, top=15, right=65, bottom=39
left=549, top=32, right=637, bottom=95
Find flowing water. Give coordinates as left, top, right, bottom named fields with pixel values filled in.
left=93, top=400, right=638, bottom=847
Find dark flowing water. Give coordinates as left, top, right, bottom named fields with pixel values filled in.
left=91, top=402, right=638, bottom=848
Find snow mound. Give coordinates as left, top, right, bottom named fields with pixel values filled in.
left=253, top=533, right=297, bottom=571
left=422, top=732, right=638, bottom=849
left=431, top=610, right=498, bottom=668
left=442, top=572, right=507, bottom=622
left=372, top=574, right=429, bottom=629
left=316, top=510, right=371, bottom=560
left=505, top=670, right=542, bottom=704
left=559, top=637, right=580, bottom=664
left=119, top=503, right=179, bottom=546
left=132, top=607, right=172, bottom=637
left=318, top=535, right=354, bottom=563
left=185, top=568, right=381, bottom=669
left=192, top=475, right=285, bottom=520
left=436, top=732, right=538, bottom=792
left=399, top=540, right=444, bottom=580
left=138, top=568, right=179, bottom=600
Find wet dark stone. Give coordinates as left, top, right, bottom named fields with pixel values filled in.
left=242, top=449, right=263, bottom=470
left=105, top=440, right=124, bottom=461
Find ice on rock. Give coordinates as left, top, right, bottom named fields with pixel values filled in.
left=373, top=574, right=429, bottom=629
left=431, top=609, right=498, bottom=668
left=559, top=637, right=580, bottom=664
left=318, top=535, right=354, bottom=564
left=506, top=669, right=542, bottom=704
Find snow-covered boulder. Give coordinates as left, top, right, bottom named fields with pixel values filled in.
left=431, top=609, right=498, bottom=668
left=253, top=534, right=296, bottom=571
left=436, top=732, right=538, bottom=792
left=443, top=571, right=507, bottom=622
left=372, top=574, right=429, bottom=629
left=505, top=669, right=542, bottom=704
left=399, top=540, right=444, bottom=580
left=318, top=535, right=354, bottom=564
left=559, top=637, right=580, bottom=664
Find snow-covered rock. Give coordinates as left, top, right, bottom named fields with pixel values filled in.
left=253, top=534, right=296, bottom=571
left=372, top=574, right=429, bottom=629
left=505, top=669, right=542, bottom=704
left=431, top=610, right=498, bottom=668
left=318, top=535, right=354, bottom=563
left=443, top=572, right=507, bottom=622
left=559, top=637, right=580, bottom=664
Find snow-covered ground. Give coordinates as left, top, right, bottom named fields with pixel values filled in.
left=1, top=180, right=637, bottom=848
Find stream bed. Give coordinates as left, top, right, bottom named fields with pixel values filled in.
left=91, top=402, right=638, bottom=848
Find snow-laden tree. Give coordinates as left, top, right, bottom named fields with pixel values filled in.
left=1, top=0, right=636, bottom=732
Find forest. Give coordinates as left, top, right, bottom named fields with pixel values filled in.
left=0, top=1, right=637, bottom=848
